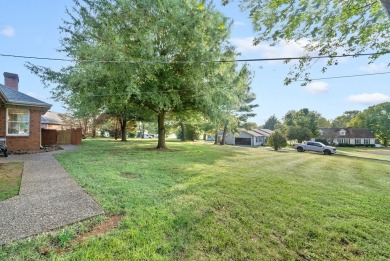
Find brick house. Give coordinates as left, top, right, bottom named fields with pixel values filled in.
left=0, top=72, right=51, bottom=152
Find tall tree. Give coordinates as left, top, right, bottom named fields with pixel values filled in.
left=29, top=0, right=245, bottom=149
left=331, top=110, right=360, bottom=128
left=350, top=102, right=390, bottom=146
left=263, top=115, right=280, bottom=130
left=223, top=0, right=390, bottom=84
left=283, top=108, right=319, bottom=141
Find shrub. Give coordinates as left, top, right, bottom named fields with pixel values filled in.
left=267, top=130, right=287, bottom=151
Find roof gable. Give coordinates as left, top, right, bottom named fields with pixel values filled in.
left=0, top=84, right=51, bottom=108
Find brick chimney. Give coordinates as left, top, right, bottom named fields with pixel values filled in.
left=4, top=72, right=19, bottom=91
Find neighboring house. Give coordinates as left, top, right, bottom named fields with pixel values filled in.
left=252, top=129, right=273, bottom=144
left=317, top=127, right=376, bottom=145
left=218, top=129, right=273, bottom=146
left=41, top=111, right=67, bottom=130
left=0, top=72, right=51, bottom=152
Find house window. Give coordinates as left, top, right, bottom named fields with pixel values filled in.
left=338, top=138, right=349, bottom=144
left=355, top=139, right=361, bottom=145
left=364, top=139, right=370, bottom=144
left=7, top=108, right=30, bottom=136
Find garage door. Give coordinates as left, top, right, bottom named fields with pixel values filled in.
left=235, top=138, right=251, bottom=146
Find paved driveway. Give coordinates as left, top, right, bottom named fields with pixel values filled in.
left=0, top=146, right=103, bottom=245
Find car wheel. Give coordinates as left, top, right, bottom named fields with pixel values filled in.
left=324, top=149, right=331, bottom=155
left=297, top=147, right=304, bottom=152
left=3, top=149, right=8, bottom=157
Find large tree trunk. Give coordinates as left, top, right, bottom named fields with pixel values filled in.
left=92, top=117, right=97, bottom=138
left=384, top=138, right=388, bottom=147
left=114, top=118, right=119, bottom=140
left=221, top=124, right=228, bottom=145
left=214, top=132, right=218, bottom=145
left=120, top=117, right=127, bottom=142
left=180, top=122, right=186, bottom=141
left=157, top=110, right=167, bottom=149
left=141, top=122, right=145, bottom=138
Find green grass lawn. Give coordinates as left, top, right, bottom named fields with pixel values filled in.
left=336, top=146, right=390, bottom=162
left=1, top=140, right=389, bottom=260
left=0, top=162, right=23, bottom=201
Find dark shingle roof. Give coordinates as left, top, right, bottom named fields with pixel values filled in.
left=0, top=84, right=51, bottom=108
left=319, top=128, right=375, bottom=139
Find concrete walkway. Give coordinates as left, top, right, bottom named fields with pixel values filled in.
left=0, top=146, right=104, bottom=245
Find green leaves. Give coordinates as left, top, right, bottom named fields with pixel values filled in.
left=350, top=102, right=390, bottom=146
left=233, top=0, right=390, bottom=84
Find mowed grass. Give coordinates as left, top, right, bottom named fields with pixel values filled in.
left=1, top=139, right=389, bottom=260
left=0, top=162, right=23, bottom=201
left=336, top=146, right=390, bottom=162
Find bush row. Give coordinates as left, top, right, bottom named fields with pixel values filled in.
left=336, top=144, right=375, bottom=147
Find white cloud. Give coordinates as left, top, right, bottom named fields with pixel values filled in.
left=347, top=93, right=389, bottom=105
left=1, top=26, right=15, bottom=37
left=230, top=37, right=309, bottom=62
left=358, top=62, right=389, bottom=73
left=304, top=81, right=330, bottom=95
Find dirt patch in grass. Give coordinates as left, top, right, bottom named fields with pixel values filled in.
left=52, top=215, right=123, bottom=256
left=75, top=215, right=122, bottom=243
left=0, top=162, right=23, bottom=201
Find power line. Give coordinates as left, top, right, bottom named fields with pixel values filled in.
left=84, top=71, right=390, bottom=97
left=0, top=51, right=389, bottom=64
left=295, top=71, right=390, bottom=81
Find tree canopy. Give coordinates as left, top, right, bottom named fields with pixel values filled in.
left=331, top=110, right=360, bottom=128
left=29, top=0, right=253, bottom=149
left=263, top=115, right=280, bottom=130
left=283, top=108, right=320, bottom=139
left=223, top=0, right=390, bottom=84
left=350, top=102, right=390, bottom=146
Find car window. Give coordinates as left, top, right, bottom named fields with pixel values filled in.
left=307, top=142, right=314, bottom=146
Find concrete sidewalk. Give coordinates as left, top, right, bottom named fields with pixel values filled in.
left=0, top=146, right=104, bottom=245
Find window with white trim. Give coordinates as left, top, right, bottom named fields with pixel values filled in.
left=364, top=139, right=370, bottom=144
left=355, top=139, right=361, bottom=145
left=7, top=108, right=30, bottom=136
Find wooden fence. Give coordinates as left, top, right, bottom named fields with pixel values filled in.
left=42, top=128, right=82, bottom=146
left=41, top=129, right=57, bottom=145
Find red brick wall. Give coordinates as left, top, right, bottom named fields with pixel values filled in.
left=0, top=107, right=42, bottom=152
left=0, top=108, right=5, bottom=137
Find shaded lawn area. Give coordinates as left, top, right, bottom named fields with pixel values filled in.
left=0, top=162, right=23, bottom=201
left=1, top=139, right=389, bottom=260
left=336, top=146, right=390, bottom=162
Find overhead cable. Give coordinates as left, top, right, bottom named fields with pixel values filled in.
left=0, top=51, right=389, bottom=64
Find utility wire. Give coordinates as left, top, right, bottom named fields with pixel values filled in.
left=0, top=51, right=389, bottom=64
left=294, top=71, right=390, bottom=81
left=84, top=71, right=390, bottom=97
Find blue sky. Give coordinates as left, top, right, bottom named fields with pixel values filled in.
left=1, top=0, right=389, bottom=125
